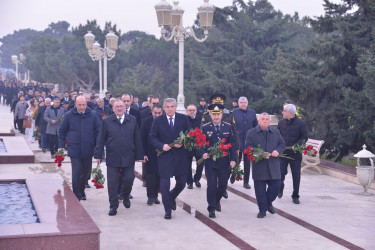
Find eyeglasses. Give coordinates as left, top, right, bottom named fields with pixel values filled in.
left=152, top=102, right=159, bottom=105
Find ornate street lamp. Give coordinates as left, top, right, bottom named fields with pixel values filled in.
left=155, top=0, right=215, bottom=113
left=354, top=145, right=375, bottom=195
left=84, top=30, right=119, bottom=96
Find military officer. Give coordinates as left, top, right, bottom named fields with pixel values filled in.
left=201, top=104, right=236, bottom=218
left=201, top=93, right=240, bottom=199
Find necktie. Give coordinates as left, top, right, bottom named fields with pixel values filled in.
left=118, top=117, right=122, bottom=124
left=126, top=109, right=129, bottom=114
left=169, top=117, right=174, bottom=131
left=215, top=125, right=220, bottom=133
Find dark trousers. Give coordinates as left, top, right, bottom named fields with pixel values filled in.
left=47, top=133, right=58, bottom=155
left=147, top=173, right=160, bottom=199
left=253, top=179, right=281, bottom=212
left=280, top=158, right=301, bottom=199
left=142, top=163, right=147, bottom=182
left=41, top=133, right=48, bottom=149
left=17, top=118, right=25, bottom=134
left=187, top=150, right=204, bottom=184
left=71, top=157, right=92, bottom=200
left=160, top=175, right=186, bottom=213
left=108, top=166, right=135, bottom=209
left=238, top=152, right=251, bottom=184
left=205, top=166, right=228, bottom=212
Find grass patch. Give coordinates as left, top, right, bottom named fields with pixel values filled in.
left=321, top=154, right=357, bottom=167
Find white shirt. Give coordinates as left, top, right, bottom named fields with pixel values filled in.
left=167, top=114, right=175, bottom=126
left=117, top=115, right=125, bottom=124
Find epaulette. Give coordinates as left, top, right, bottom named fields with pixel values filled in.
left=202, top=122, right=211, bottom=127
left=223, top=121, right=231, bottom=126
left=203, top=111, right=209, bottom=115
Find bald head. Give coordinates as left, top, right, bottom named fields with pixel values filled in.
left=75, top=96, right=87, bottom=113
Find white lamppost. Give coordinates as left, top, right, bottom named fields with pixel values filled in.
left=84, top=30, right=119, bottom=97
left=155, top=0, right=215, bottom=113
left=11, top=54, right=25, bottom=80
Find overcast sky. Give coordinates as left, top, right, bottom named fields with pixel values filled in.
left=0, top=0, right=342, bottom=40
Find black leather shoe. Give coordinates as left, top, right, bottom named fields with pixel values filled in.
left=81, top=193, right=87, bottom=200
left=164, top=211, right=172, bottom=220
left=154, top=198, right=160, bottom=204
left=215, top=202, right=221, bottom=212
left=293, top=198, right=300, bottom=204
left=243, top=183, right=251, bottom=189
left=129, top=194, right=133, bottom=199
left=147, top=198, right=154, bottom=206
left=187, top=183, right=193, bottom=189
left=108, top=208, right=117, bottom=216
left=117, top=194, right=123, bottom=201
left=257, top=211, right=266, bottom=218
left=170, top=199, right=176, bottom=210
left=85, top=183, right=91, bottom=188
left=223, top=190, right=228, bottom=199
left=268, top=203, right=275, bottom=214
left=209, top=211, right=216, bottom=218
left=278, top=185, right=284, bottom=198
left=195, top=180, right=201, bottom=188
left=142, top=181, right=147, bottom=187
left=123, top=199, right=131, bottom=208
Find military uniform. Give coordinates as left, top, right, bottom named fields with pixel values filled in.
left=200, top=104, right=236, bottom=218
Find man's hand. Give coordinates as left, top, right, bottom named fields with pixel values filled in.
left=174, top=143, right=182, bottom=148
left=264, top=152, right=271, bottom=159
left=163, top=144, right=171, bottom=151
left=236, top=150, right=239, bottom=157
left=143, top=156, right=148, bottom=163
left=202, top=153, right=209, bottom=159
left=96, top=159, right=101, bottom=164
left=51, top=120, right=57, bottom=124
left=230, top=161, right=236, bottom=168
left=35, top=126, right=39, bottom=130
left=58, top=148, right=64, bottom=152
left=271, top=150, right=279, bottom=157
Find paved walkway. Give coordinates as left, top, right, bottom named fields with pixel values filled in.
left=0, top=104, right=374, bottom=249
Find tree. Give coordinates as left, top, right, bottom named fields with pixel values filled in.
left=265, top=0, right=375, bottom=159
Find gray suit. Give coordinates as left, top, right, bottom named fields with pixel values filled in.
left=44, top=106, right=64, bottom=135
left=44, top=106, right=64, bottom=156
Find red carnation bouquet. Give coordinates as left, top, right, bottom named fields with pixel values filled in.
left=91, top=163, right=105, bottom=189
left=197, top=138, right=232, bottom=165
left=102, top=112, right=106, bottom=119
left=286, top=140, right=317, bottom=156
left=54, top=149, right=66, bottom=167
left=244, top=145, right=294, bottom=163
left=157, top=127, right=208, bottom=156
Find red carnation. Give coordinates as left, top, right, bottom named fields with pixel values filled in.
left=222, top=138, right=226, bottom=143
left=189, top=131, right=194, bottom=137
left=206, top=141, right=209, bottom=147
left=227, top=143, right=232, bottom=148
left=313, top=150, right=318, bottom=155
left=224, top=152, right=229, bottom=156
left=249, top=156, right=255, bottom=162
left=303, top=150, right=308, bottom=155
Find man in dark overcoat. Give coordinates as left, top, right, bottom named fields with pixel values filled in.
left=35, top=98, right=51, bottom=152
left=277, top=104, right=308, bottom=204
left=94, top=100, right=143, bottom=216
left=245, top=112, right=285, bottom=218
left=58, top=96, right=101, bottom=201
left=201, top=104, right=236, bottom=218
left=233, top=96, right=258, bottom=189
left=141, top=104, right=163, bottom=205
left=185, top=104, right=204, bottom=189
left=149, top=98, right=191, bottom=219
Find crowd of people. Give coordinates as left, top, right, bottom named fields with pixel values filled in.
left=0, top=78, right=308, bottom=220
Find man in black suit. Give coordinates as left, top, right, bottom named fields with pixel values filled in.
left=94, top=100, right=143, bottom=216
left=141, top=104, right=163, bottom=205
left=149, top=98, right=191, bottom=219
left=122, top=94, right=141, bottom=128
left=185, top=104, right=204, bottom=189
left=103, top=92, right=111, bottom=106
left=60, top=91, right=72, bottom=104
